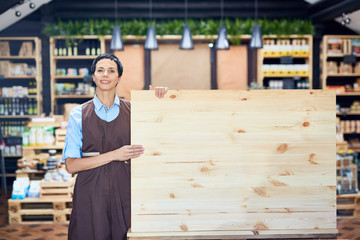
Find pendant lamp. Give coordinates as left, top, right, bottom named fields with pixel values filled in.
left=110, top=0, right=124, bottom=51
left=250, top=0, right=263, bottom=49
left=144, top=0, right=158, bottom=50
left=215, top=0, right=229, bottom=50
left=180, top=0, right=194, bottom=50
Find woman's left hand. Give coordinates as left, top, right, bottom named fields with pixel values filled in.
left=149, top=85, right=169, bottom=98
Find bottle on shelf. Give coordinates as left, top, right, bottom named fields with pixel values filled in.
left=62, top=40, right=67, bottom=56
left=73, top=41, right=78, bottom=56
left=4, top=98, right=8, bottom=115
left=33, top=81, right=37, bottom=95
left=97, top=41, right=101, bottom=55
left=54, top=40, right=58, bottom=56
left=33, top=99, right=38, bottom=115
left=67, top=43, right=73, bottom=56
left=91, top=40, right=96, bottom=56
left=0, top=98, right=4, bottom=115
left=58, top=40, right=63, bottom=56
left=85, top=41, right=91, bottom=56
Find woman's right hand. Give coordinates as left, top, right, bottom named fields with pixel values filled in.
left=113, top=145, right=144, bottom=161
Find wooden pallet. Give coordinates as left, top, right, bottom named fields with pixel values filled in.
left=8, top=198, right=72, bottom=224
left=337, top=193, right=360, bottom=217
left=40, top=178, right=75, bottom=199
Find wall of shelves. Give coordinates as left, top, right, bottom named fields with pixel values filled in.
left=0, top=37, right=42, bottom=118
left=257, top=35, right=313, bottom=89
left=0, top=37, right=43, bottom=180
left=49, top=36, right=102, bottom=115
left=321, top=35, right=360, bottom=152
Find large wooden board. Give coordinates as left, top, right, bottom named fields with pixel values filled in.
left=130, top=90, right=336, bottom=238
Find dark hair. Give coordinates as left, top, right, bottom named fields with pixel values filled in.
left=90, top=53, right=123, bottom=77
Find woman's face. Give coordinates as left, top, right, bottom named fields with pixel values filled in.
left=92, top=58, right=121, bottom=91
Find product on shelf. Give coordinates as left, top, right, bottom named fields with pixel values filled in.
left=327, top=61, right=338, bottom=74
left=350, top=101, right=360, bottom=112
left=55, top=67, right=89, bottom=77
left=0, top=41, right=10, bottom=56
left=0, top=97, right=37, bottom=116
left=336, top=151, right=358, bottom=194
left=327, top=38, right=342, bottom=55
left=262, top=64, right=309, bottom=76
left=18, top=41, right=34, bottom=57
left=0, top=60, right=11, bottom=75
left=0, top=61, right=36, bottom=77
left=262, top=38, right=309, bottom=57
left=351, top=39, right=360, bottom=54
left=11, top=177, right=30, bottom=199
left=340, top=120, right=360, bottom=134
left=54, top=39, right=101, bottom=56
left=24, top=126, right=56, bottom=147
left=339, top=62, right=353, bottom=74
left=0, top=120, right=26, bottom=137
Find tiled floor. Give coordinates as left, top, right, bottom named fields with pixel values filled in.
left=0, top=187, right=360, bottom=240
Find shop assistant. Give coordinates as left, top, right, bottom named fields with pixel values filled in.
left=62, top=53, right=168, bottom=240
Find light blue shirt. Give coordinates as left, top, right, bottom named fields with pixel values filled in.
left=62, top=93, right=121, bottom=162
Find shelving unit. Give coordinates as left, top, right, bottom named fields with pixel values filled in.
left=49, top=36, right=104, bottom=115
left=321, top=35, right=360, bottom=152
left=0, top=37, right=42, bottom=117
left=0, top=37, right=43, bottom=182
left=257, top=35, right=313, bottom=89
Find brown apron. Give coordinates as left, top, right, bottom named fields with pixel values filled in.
left=68, top=98, right=131, bottom=240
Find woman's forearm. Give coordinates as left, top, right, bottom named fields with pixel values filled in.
left=65, top=150, right=117, bottom=174
left=65, top=144, right=144, bottom=174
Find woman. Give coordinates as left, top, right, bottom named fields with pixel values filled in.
left=62, top=53, right=168, bottom=240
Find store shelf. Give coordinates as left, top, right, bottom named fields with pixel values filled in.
left=54, top=75, right=87, bottom=79
left=327, top=74, right=360, bottom=77
left=54, top=95, right=94, bottom=99
left=336, top=93, right=360, bottom=96
left=4, top=155, right=22, bottom=158
left=50, top=36, right=101, bottom=114
left=0, top=173, right=16, bottom=177
left=53, top=56, right=97, bottom=60
left=257, top=35, right=313, bottom=88
left=327, top=54, right=360, bottom=58
left=0, top=37, right=43, bottom=116
left=23, top=145, right=64, bottom=150
left=0, top=56, right=36, bottom=60
left=0, top=115, right=37, bottom=118
left=263, top=74, right=309, bottom=78
left=263, top=55, right=310, bottom=58
left=1, top=75, right=36, bottom=79
left=337, top=112, right=360, bottom=116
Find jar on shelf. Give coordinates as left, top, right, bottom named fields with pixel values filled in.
left=327, top=61, right=338, bottom=74
left=339, top=62, right=353, bottom=74
left=354, top=62, right=360, bottom=74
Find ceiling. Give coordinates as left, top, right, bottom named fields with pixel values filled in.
left=1, top=0, right=360, bottom=33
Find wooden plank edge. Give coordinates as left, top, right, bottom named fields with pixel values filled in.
left=9, top=220, right=70, bottom=225
left=127, top=229, right=338, bottom=239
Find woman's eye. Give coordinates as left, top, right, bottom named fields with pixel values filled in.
left=110, top=70, right=115, bottom=73
left=97, top=69, right=103, bottom=72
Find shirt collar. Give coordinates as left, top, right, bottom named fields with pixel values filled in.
left=93, top=93, right=120, bottom=111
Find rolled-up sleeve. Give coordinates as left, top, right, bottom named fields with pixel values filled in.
left=62, top=105, right=83, bottom=162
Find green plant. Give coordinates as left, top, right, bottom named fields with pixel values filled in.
left=42, top=18, right=315, bottom=46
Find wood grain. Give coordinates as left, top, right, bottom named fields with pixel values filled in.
left=130, top=90, right=336, bottom=237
